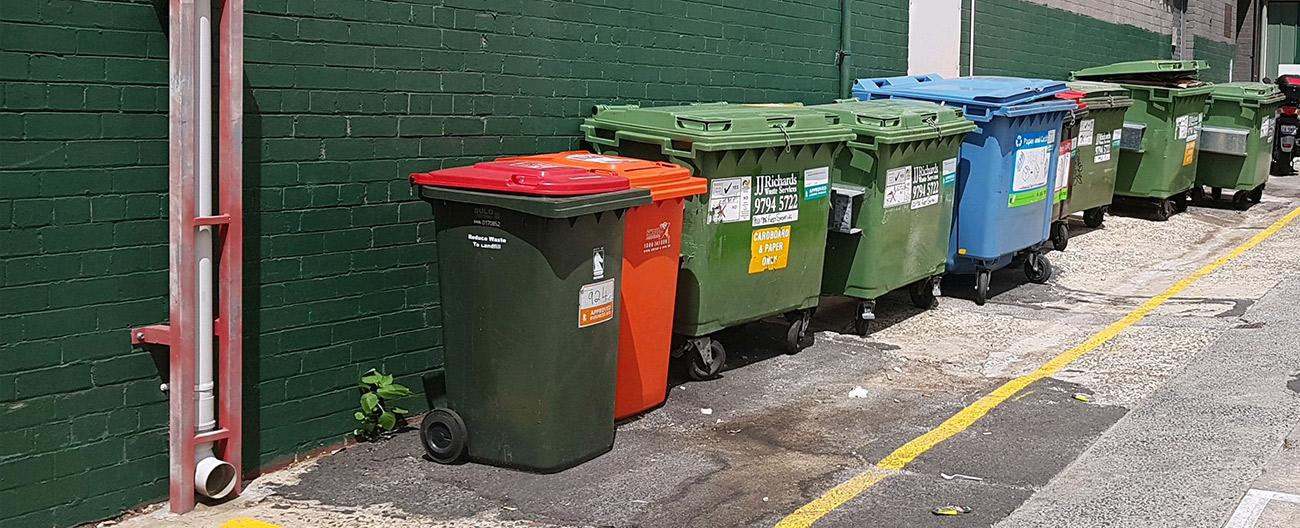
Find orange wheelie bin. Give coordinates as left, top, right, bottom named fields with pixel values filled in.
left=497, top=152, right=706, bottom=419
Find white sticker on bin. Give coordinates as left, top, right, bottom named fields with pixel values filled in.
left=566, top=153, right=632, bottom=164
left=884, top=166, right=912, bottom=208
left=707, top=176, right=751, bottom=224
left=578, top=279, right=615, bottom=328
left=1078, top=119, right=1095, bottom=147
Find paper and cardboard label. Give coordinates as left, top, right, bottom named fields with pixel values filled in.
left=578, top=279, right=615, bottom=328
left=1009, top=130, right=1054, bottom=208
left=707, top=176, right=751, bottom=224
left=1078, top=119, right=1095, bottom=147
left=749, top=225, right=791, bottom=274
left=804, top=167, right=830, bottom=200
left=752, top=173, right=800, bottom=227
left=1183, top=141, right=1197, bottom=166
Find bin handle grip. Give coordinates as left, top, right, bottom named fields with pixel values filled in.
left=615, top=129, right=696, bottom=158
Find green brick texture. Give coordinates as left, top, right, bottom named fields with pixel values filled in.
left=0, top=1, right=906, bottom=526
left=1195, top=36, right=1238, bottom=83
left=959, top=0, right=1173, bottom=79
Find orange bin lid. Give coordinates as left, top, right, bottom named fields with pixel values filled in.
left=497, top=151, right=706, bottom=201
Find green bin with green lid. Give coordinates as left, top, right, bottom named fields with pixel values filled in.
left=1194, top=82, right=1284, bottom=208
left=1072, top=60, right=1214, bottom=220
left=1065, top=81, right=1134, bottom=229
left=582, top=103, right=853, bottom=379
left=810, top=99, right=975, bottom=335
left=409, top=160, right=650, bottom=472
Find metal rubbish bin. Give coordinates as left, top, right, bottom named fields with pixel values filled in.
left=1065, top=81, right=1134, bottom=228
left=1071, top=60, right=1214, bottom=220
left=582, top=103, right=852, bottom=379
left=1050, top=90, right=1088, bottom=251
left=811, top=99, right=975, bottom=334
left=1194, top=82, right=1284, bottom=208
left=409, top=160, right=650, bottom=472
left=495, top=151, right=706, bottom=419
left=853, top=75, right=1076, bottom=305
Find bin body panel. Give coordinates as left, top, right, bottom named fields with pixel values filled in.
left=1111, top=85, right=1213, bottom=199
left=814, top=100, right=973, bottom=300
left=1053, top=109, right=1085, bottom=222
left=1197, top=83, right=1284, bottom=191
left=584, top=104, right=851, bottom=337
left=1067, top=106, right=1130, bottom=214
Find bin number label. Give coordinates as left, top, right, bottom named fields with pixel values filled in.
left=1009, top=130, right=1055, bottom=208
left=752, top=173, right=800, bottom=227
left=1054, top=138, right=1072, bottom=204
left=749, top=225, right=791, bottom=274
left=578, top=278, right=615, bottom=328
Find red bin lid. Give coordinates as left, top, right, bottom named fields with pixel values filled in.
left=1055, top=89, right=1088, bottom=109
left=409, top=160, right=631, bottom=196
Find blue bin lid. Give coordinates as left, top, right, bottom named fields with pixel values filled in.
left=852, top=74, right=1076, bottom=121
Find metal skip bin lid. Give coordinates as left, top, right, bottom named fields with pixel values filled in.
left=852, top=74, right=1070, bottom=107
left=497, top=151, right=707, bottom=201
left=410, top=160, right=631, bottom=196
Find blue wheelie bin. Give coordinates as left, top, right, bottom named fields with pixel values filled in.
left=853, top=75, right=1077, bottom=305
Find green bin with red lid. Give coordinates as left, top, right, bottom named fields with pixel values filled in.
left=409, top=160, right=650, bottom=472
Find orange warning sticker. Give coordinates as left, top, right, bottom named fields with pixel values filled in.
left=1183, top=141, right=1196, bottom=166
left=578, top=278, right=615, bottom=328
left=749, top=225, right=791, bottom=274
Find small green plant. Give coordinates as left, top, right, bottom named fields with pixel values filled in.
left=353, top=368, right=412, bottom=441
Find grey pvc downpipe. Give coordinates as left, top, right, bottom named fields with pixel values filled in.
left=840, top=0, right=852, bottom=98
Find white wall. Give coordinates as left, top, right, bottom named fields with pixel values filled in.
left=908, top=0, right=964, bottom=77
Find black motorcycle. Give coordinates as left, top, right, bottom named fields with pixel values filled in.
left=1271, top=75, right=1300, bottom=176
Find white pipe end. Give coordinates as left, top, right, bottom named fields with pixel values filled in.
left=195, top=456, right=237, bottom=499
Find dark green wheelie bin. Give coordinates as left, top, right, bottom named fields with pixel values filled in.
left=1195, top=82, right=1284, bottom=208
left=1065, top=81, right=1134, bottom=229
left=410, top=160, right=650, bottom=472
left=1072, top=60, right=1213, bottom=220
left=582, top=103, right=853, bottom=379
left=810, top=99, right=974, bottom=335
left=1050, top=90, right=1088, bottom=251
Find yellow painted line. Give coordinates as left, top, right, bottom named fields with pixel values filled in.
left=777, top=206, right=1300, bottom=528
left=222, top=518, right=282, bottom=528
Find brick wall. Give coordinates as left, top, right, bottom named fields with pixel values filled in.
left=1233, top=0, right=1257, bottom=80
left=0, top=1, right=906, bottom=526
left=1196, top=35, right=1239, bottom=81
left=961, top=0, right=1173, bottom=79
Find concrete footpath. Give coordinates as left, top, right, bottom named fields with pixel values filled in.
left=110, top=178, right=1300, bottom=528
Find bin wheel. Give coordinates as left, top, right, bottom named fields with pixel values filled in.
left=687, top=338, right=725, bottom=381
left=1155, top=199, right=1175, bottom=221
left=1083, top=207, right=1106, bottom=229
left=1191, top=185, right=1206, bottom=202
left=852, top=312, right=871, bottom=336
left=420, top=408, right=467, bottom=465
left=1050, top=222, right=1070, bottom=252
left=1250, top=185, right=1265, bottom=203
left=1173, top=193, right=1190, bottom=212
left=974, top=270, right=991, bottom=306
left=1233, top=190, right=1250, bottom=210
left=1211, top=187, right=1223, bottom=201
left=785, top=311, right=814, bottom=354
left=1025, top=252, right=1053, bottom=284
left=909, top=277, right=939, bottom=310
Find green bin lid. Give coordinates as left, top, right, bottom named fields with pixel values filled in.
left=583, top=102, right=854, bottom=153
left=811, top=99, right=976, bottom=144
left=1066, top=81, right=1135, bottom=110
left=1071, top=59, right=1208, bottom=80
left=1207, top=82, right=1285, bottom=105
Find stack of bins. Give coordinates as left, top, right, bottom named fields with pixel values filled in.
left=1071, top=60, right=1213, bottom=221
left=1194, top=82, right=1284, bottom=208
left=582, top=103, right=854, bottom=379
left=1050, top=90, right=1088, bottom=251
left=494, top=151, right=707, bottom=420
left=1065, top=81, right=1135, bottom=229
left=409, top=161, right=651, bottom=472
left=811, top=99, right=976, bottom=334
left=852, top=75, right=1077, bottom=305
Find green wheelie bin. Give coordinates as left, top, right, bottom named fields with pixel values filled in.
left=1065, top=81, right=1134, bottom=229
left=1194, top=82, right=1284, bottom=208
left=810, top=99, right=974, bottom=335
left=582, top=103, right=853, bottom=379
left=1072, top=60, right=1214, bottom=221
left=410, top=160, right=651, bottom=472
left=1050, top=90, right=1088, bottom=251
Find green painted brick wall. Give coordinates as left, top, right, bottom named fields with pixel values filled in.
left=0, top=1, right=906, bottom=526
left=1195, top=36, right=1238, bottom=83
left=960, top=0, right=1173, bottom=79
